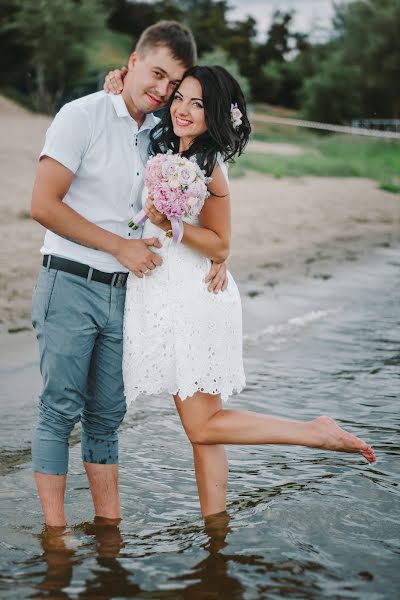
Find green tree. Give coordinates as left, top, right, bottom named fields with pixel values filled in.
left=252, top=10, right=297, bottom=101
left=180, top=0, right=231, bottom=55
left=258, top=10, right=293, bottom=64
left=106, top=0, right=158, bottom=38
left=333, top=0, right=400, bottom=118
left=300, top=0, right=400, bottom=122
left=223, top=16, right=258, bottom=88
left=0, top=1, right=31, bottom=96
left=105, top=0, right=183, bottom=40
left=301, top=54, right=362, bottom=123
left=262, top=60, right=304, bottom=107
left=2, top=0, right=107, bottom=113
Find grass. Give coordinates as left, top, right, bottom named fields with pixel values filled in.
left=380, top=182, right=400, bottom=194
left=8, top=327, right=31, bottom=334
left=252, top=103, right=299, bottom=118
left=240, top=126, right=400, bottom=192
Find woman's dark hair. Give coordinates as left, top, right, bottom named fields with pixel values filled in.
left=149, top=65, right=251, bottom=177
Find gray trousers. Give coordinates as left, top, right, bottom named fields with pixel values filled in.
left=31, top=266, right=127, bottom=475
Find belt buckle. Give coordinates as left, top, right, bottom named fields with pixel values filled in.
left=112, top=272, right=127, bottom=288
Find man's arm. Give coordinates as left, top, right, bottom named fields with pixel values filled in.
left=31, top=157, right=162, bottom=277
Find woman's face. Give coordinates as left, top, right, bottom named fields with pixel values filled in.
left=170, top=76, right=208, bottom=145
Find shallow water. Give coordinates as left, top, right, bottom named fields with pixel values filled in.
left=0, top=245, right=399, bottom=599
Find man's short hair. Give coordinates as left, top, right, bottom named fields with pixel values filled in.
left=135, top=20, right=197, bottom=69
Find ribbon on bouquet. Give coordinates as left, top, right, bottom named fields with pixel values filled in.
left=128, top=208, right=147, bottom=231
left=128, top=209, right=184, bottom=244
left=171, top=217, right=184, bottom=243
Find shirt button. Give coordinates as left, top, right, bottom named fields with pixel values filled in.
left=136, top=172, right=139, bottom=176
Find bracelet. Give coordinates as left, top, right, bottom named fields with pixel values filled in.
left=165, top=229, right=173, bottom=238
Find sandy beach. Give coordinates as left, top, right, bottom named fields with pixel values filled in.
left=1, top=95, right=399, bottom=332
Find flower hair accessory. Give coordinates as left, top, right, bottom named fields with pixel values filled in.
left=230, top=103, right=243, bottom=129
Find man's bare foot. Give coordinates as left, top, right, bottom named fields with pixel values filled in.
left=311, top=416, right=376, bottom=462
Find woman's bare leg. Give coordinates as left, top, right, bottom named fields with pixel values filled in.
left=174, top=392, right=376, bottom=463
left=174, top=395, right=228, bottom=517
left=192, top=444, right=228, bottom=517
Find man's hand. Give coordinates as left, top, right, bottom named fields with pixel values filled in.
left=205, top=261, right=228, bottom=294
left=144, top=196, right=169, bottom=228
left=114, top=237, right=162, bottom=278
left=103, top=67, right=128, bottom=94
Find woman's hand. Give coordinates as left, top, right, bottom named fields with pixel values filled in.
left=144, top=196, right=169, bottom=228
left=205, top=261, right=229, bottom=293
left=103, top=67, right=128, bottom=94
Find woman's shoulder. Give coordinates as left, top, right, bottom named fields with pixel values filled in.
left=215, top=153, right=229, bottom=183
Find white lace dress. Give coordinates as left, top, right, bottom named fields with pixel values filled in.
left=122, top=164, right=245, bottom=405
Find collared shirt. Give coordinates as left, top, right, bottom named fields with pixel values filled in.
left=40, top=91, right=159, bottom=272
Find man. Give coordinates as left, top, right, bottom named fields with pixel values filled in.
left=31, top=21, right=227, bottom=527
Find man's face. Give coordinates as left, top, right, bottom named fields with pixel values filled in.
left=123, top=46, right=186, bottom=115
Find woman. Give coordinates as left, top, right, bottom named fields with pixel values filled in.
left=123, top=66, right=247, bottom=406
left=105, top=66, right=376, bottom=515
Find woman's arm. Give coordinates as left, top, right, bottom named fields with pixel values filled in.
left=148, top=164, right=231, bottom=263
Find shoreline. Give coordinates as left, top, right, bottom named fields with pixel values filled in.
left=1, top=173, right=399, bottom=334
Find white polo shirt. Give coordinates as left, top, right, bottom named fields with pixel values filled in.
left=40, top=91, right=159, bottom=272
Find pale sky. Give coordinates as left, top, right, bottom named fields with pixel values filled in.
left=227, top=0, right=350, bottom=41
left=142, top=0, right=352, bottom=42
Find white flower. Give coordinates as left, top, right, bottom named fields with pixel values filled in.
left=232, top=108, right=242, bottom=121
left=162, top=161, right=178, bottom=178
left=168, top=175, right=181, bottom=189
left=230, top=103, right=243, bottom=129
left=178, top=164, right=197, bottom=185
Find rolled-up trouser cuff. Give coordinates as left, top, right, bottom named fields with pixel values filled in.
left=81, top=433, right=119, bottom=465
left=32, top=427, right=70, bottom=475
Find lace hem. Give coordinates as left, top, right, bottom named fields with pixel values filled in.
left=124, top=378, right=246, bottom=407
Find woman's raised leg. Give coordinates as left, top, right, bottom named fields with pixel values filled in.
left=174, top=392, right=376, bottom=463
left=174, top=395, right=229, bottom=517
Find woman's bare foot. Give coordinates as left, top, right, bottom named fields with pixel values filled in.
left=311, top=416, right=376, bottom=462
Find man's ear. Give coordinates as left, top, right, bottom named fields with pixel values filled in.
left=128, top=51, right=138, bottom=70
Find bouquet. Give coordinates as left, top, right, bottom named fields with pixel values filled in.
left=128, top=152, right=211, bottom=243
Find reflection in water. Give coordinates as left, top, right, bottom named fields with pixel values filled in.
left=76, top=518, right=142, bottom=599
left=33, top=514, right=243, bottom=600
left=169, top=512, right=331, bottom=599
left=33, top=513, right=256, bottom=599
left=34, top=518, right=142, bottom=599
left=170, top=512, right=245, bottom=599
left=34, top=526, right=76, bottom=599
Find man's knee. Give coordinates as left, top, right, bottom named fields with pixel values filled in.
left=37, top=399, right=80, bottom=435
left=32, top=400, right=80, bottom=475
left=81, top=400, right=127, bottom=437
